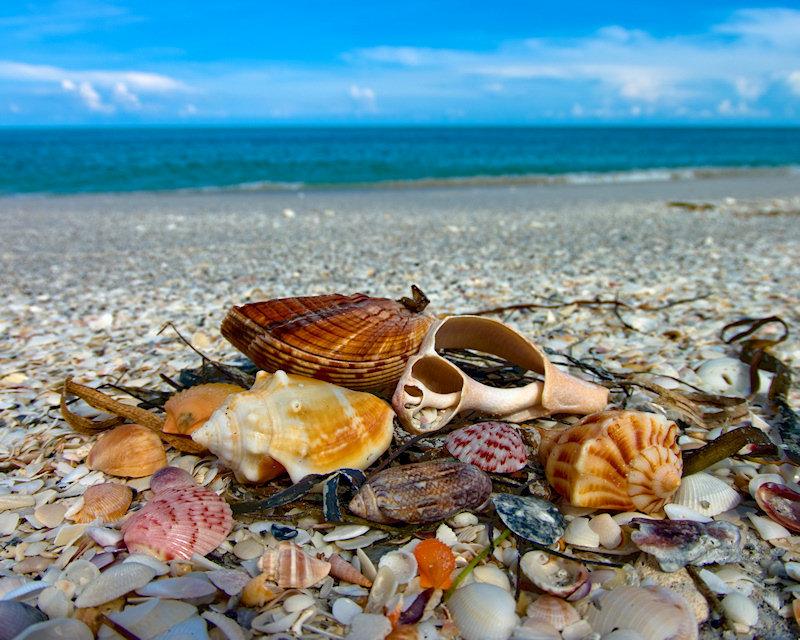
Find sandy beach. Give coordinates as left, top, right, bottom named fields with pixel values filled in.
left=2, top=174, right=800, bottom=639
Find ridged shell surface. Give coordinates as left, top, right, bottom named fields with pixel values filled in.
left=525, top=595, right=580, bottom=631
left=671, top=472, right=741, bottom=517
left=447, top=582, right=518, bottom=640
left=221, top=291, right=434, bottom=391
left=540, top=411, right=682, bottom=514
left=72, top=483, right=133, bottom=523
left=445, top=422, right=528, bottom=473
left=348, top=460, right=492, bottom=524
left=259, top=542, right=331, bottom=588
left=192, top=370, right=394, bottom=483
left=86, top=424, right=167, bottom=478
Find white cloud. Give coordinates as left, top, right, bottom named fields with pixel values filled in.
left=715, top=8, right=800, bottom=47
left=179, top=103, right=198, bottom=116
left=734, top=77, right=764, bottom=100
left=788, top=71, right=800, bottom=96
left=62, top=79, right=114, bottom=113
left=349, top=84, right=377, bottom=111
left=113, top=82, right=141, bottom=109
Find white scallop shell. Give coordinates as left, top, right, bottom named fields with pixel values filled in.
left=563, top=517, right=600, bottom=548
left=377, top=550, right=418, bottom=585
left=748, top=514, right=790, bottom=540
left=448, top=582, right=519, bottom=640
left=525, top=595, right=580, bottom=631
left=473, top=564, right=511, bottom=591
left=588, top=514, right=622, bottom=549
left=670, top=473, right=741, bottom=516
left=721, top=593, right=758, bottom=626
left=697, top=569, right=731, bottom=595
left=695, top=357, right=772, bottom=396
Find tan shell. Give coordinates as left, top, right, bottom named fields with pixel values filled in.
left=525, top=595, right=580, bottom=631
left=539, top=411, right=682, bottom=514
left=191, top=370, right=394, bottom=483
left=72, top=483, right=133, bottom=523
left=258, top=542, right=331, bottom=588
left=163, top=383, right=244, bottom=435
left=220, top=288, right=435, bottom=392
left=240, top=573, right=276, bottom=608
left=329, top=553, right=373, bottom=588
left=86, top=424, right=167, bottom=478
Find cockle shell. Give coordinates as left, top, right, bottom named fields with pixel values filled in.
left=86, top=424, right=167, bottom=478
left=121, top=468, right=232, bottom=560
left=447, top=582, right=519, bottom=640
left=72, top=483, right=133, bottom=523
left=520, top=551, right=590, bottom=600
left=539, top=411, right=682, bottom=514
left=259, top=542, right=331, bottom=588
left=525, top=595, right=580, bottom=631
left=445, top=422, right=528, bottom=473
left=163, top=383, right=244, bottom=436
left=192, top=370, right=394, bottom=483
left=671, top=472, right=741, bottom=517
left=348, top=460, right=492, bottom=524
left=221, top=288, right=435, bottom=392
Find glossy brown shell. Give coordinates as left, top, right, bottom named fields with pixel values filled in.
left=220, top=289, right=434, bottom=391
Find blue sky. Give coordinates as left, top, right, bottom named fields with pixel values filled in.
left=1, top=1, right=799, bottom=124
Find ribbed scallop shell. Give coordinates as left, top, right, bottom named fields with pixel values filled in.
left=586, top=586, right=697, bottom=640
left=445, top=422, right=528, bottom=473
left=72, top=483, right=133, bottom=523
left=87, top=424, right=167, bottom=478
left=525, top=595, right=580, bottom=631
left=192, top=370, right=394, bottom=483
left=258, top=542, right=331, bottom=588
left=447, top=582, right=519, bottom=640
left=121, top=483, right=232, bottom=560
left=163, top=383, right=244, bottom=436
left=671, top=472, right=741, bottom=517
left=540, top=411, right=682, bottom=514
left=221, top=289, right=435, bottom=392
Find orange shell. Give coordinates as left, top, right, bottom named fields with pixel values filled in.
left=87, top=424, right=167, bottom=478
left=413, top=538, right=455, bottom=589
left=72, top=483, right=133, bottom=523
left=163, top=383, right=244, bottom=435
left=220, top=290, right=434, bottom=391
left=540, top=410, right=682, bottom=514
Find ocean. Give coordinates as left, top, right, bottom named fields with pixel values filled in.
left=1, top=126, right=799, bottom=194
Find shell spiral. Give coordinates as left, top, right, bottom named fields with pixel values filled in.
left=540, top=410, right=682, bottom=514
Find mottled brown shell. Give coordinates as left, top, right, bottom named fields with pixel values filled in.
left=348, top=460, right=492, bottom=524
left=220, top=288, right=434, bottom=391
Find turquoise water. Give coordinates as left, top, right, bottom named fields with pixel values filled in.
left=1, top=127, right=799, bottom=194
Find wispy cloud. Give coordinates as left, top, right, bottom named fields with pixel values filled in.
left=0, top=1, right=141, bottom=40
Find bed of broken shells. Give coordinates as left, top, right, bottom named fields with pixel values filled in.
left=1, top=193, right=799, bottom=640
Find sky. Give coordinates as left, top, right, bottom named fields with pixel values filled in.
left=1, top=1, right=799, bottom=125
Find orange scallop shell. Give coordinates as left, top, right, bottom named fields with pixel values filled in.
left=86, top=424, right=167, bottom=478
left=220, top=289, right=435, bottom=391
left=414, top=538, right=455, bottom=589
left=72, top=483, right=133, bottom=523
left=163, top=383, right=244, bottom=436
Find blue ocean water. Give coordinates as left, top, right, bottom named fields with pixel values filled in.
left=1, top=127, right=799, bottom=194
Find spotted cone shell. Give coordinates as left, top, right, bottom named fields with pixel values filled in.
left=72, top=483, right=133, bottom=523
left=220, top=288, right=434, bottom=392
left=259, top=542, right=331, bottom=588
left=539, top=410, right=682, bottom=514
left=163, top=383, right=244, bottom=436
left=121, top=468, right=232, bottom=560
left=446, top=422, right=528, bottom=473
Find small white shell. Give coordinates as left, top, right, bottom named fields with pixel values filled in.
left=563, top=517, right=599, bottom=548
left=14, top=619, right=93, bottom=640
left=323, top=524, right=370, bottom=542
left=588, top=514, right=622, bottom=549
left=513, top=620, right=561, bottom=640
left=436, top=523, right=459, bottom=547
left=344, top=613, right=392, bottom=640
left=332, top=597, right=362, bottom=624
left=377, top=550, right=418, bottom=584
left=748, top=473, right=785, bottom=499
left=697, top=569, right=731, bottom=595
left=449, top=512, right=479, bottom=527
left=720, top=593, right=758, bottom=626
left=670, top=473, right=741, bottom=516
left=365, top=566, right=397, bottom=614
left=696, top=357, right=772, bottom=396
left=74, top=562, right=156, bottom=608
left=561, top=619, right=593, bottom=640
left=748, top=514, right=791, bottom=540
left=448, top=582, right=518, bottom=640
left=785, top=562, right=800, bottom=581
left=473, top=564, right=511, bottom=591
left=525, top=595, right=580, bottom=631
left=663, top=504, right=712, bottom=523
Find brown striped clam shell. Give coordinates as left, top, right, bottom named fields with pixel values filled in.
left=72, top=483, right=133, bottom=523
left=348, top=460, right=492, bottom=524
left=220, top=287, right=434, bottom=392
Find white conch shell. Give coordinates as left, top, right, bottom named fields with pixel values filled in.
left=392, top=316, right=609, bottom=434
left=192, top=370, right=394, bottom=483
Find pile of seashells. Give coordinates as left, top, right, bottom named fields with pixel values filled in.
left=2, top=288, right=800, bottom=640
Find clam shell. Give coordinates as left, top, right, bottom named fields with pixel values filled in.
left=221, top=289, right=435, bottom=392
left=588, top=513, right=622, bottom=548
left=563, top=517, right=599, bottom=548
left=74, top=562, right=156, bottom=607
left=259, top=541, right=331, bottom=588
left=720, top=593, right=758, bottom=626
left=86, top=424, right=167, bottom=478
left=670, top=472, right=741, bottom=517
left=525, top=595, right=580, bottom=631
left=377, top=550, right=418, bottom=584
left=754, top=482, right=800, bottom=533
left=163, top=383, right=244, bottom=435
left=0, top=601, right=47, bottom=640
left=520, top=551, right=589, bottom=599
left=491, top=493, right=565, bottom=546
left=72, top=483, right=133, bottom=523
left=192, top=371, right=393, bottom=483
left=13, top=619, right=93, bottom=640
left=445, top=422, right=528, bottom=473
left=586, top=586, right=697, bottom=640
left=348, top=460, right=492, bottom=524
left=540, top=411, right=682, bottom=514
left=448, top=582, right=518, bottom=640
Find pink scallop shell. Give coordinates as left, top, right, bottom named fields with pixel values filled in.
left=121, top=485, right=232, bottom=560
left=149, top=466, right=196, bottom=494
left=445, top=422, right=528, bottom=473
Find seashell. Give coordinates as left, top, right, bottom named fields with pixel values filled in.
left=33, top=502, right=66, bottom=528
left=563, top=517, right=600, bottom=548
left=748, top=514, right=790, bottom=540
left=695, top=357, right=772, bottom=396
left=670, top=472, right=741, bottom=517
left=149, top=465, right=197, bottom=493
left=520, top=550, right=589, bottom=599
left=602, top=632, right=646, bottom=640
left=221, top=288, right=435, bottom=392
left=329, top=553, right=373, bottom=588
left=525, top=595, right=580, bottom=631
left=136, top=576, right=217, bottom=601
left=121, top=479, right=232, bottom=561
left=473, top=564, right=511, bottom=591
left=0, top=601, right=47, bottom=640
left=163, top=383, right=244, bottom=435
left=754, top=482, right=800, bottom=533
left=348, top=460, right=492, bottom=524
left=748, top=473, right=784, bottom=499
left=447, top=582, right=519, bottom=640
left=0, top=494, right=34, bottom=511
left=192, top=371, right=393, bottom=483
left=491, top=493, right=565, bottom=546
left=201, top=610, right=246, bottom=640
left=720, top=593, right=758, bottom=626
left=630, top=518, right=741, bottom=572
left=323, top=524, right=370, bottom=542
left=240, top=573, right=276, bottom=607
left=332, top=597, right=363, bottom=625
left=394, top=315, right=608, bottom=434
left=72, top=483, right=133, bottom=523
left=86, top=424, right=167, bottom=478
left=445, top=422, right=528, bottom=473
left=378, top=550, right=418, bottom=585
left=588, top=514, right=622, bottom=549
left=13, top=618, right=93, bottom=640
left=366, top=565, right=398, bottom=614
left=259, top=541, right=331, bottom=588
left=540, top=411, right=682, bottom=514
left=345, top=613, right=393, bottom=640
left=206, top=569, right=250, bottom=596
left=561, top=620, right=592, bottom=640
left=38, top=586, right=72, bottom=619
left=514, top=620, right=562, bottom=640
left=122, top=554, right=169, bottom=576
left=74, top=562, right=156, bottom=607
left=586, top=586, right=697, bottom=640
left=663, top=504, right=711, bottom=523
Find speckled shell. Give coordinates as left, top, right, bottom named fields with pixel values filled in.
left=163, top=383, right=244, bottom=435
left=259, top=542, right=331, bottom=588
left=221, top=289, right=435, bottom=392
left=348, top=460, right=492, bottom=524
left=192, top=370, right=394, bottom=483
left=539, top=411, right=682, bottom=514
left=445, top=422, right=528, bottom=473
left=72, top=483, right=133, bottom=523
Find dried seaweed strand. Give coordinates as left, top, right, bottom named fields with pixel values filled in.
left=682, top=426, right=777, bottom=476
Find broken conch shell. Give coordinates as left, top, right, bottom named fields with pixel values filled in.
left=392, top=315, right=609, bottom=434
left=192, top=370, right=395, bottom=483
